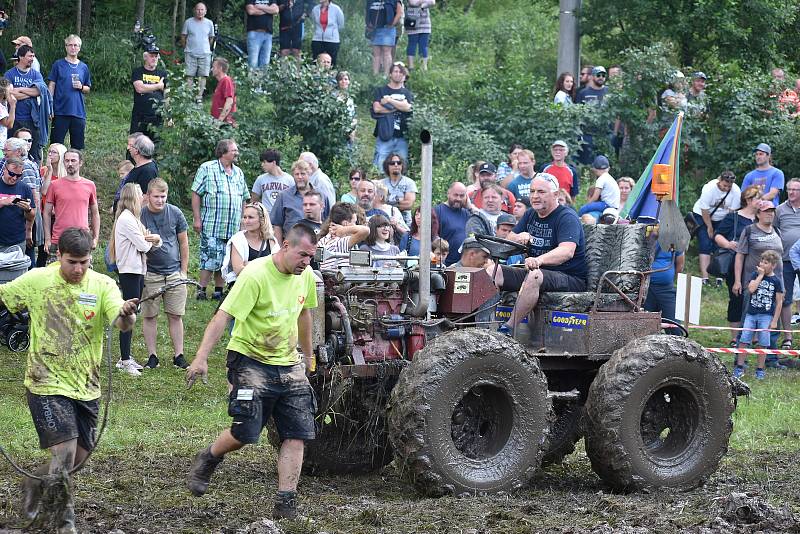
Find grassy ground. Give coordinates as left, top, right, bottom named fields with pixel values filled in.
left=0, top=94, right=799, bottom=532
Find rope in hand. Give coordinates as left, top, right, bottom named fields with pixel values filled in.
left=0, top=278, right=201, bottom=481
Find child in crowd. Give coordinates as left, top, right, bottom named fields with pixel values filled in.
left=431, top=237, right=449, bottom=266
left=579, top=155, right=620, bottom=223
left=110, top=160, right=135, bottom=214
left=734, top=250, right=784, bottom=380
left=360, top=213, right=401, bottom=267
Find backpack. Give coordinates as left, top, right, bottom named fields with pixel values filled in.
left=366, top=0, right=395, bottom=30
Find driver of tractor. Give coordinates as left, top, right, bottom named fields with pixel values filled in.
left=494, top=173, right=588, bottom=332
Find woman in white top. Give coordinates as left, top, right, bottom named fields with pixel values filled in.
left=222, top=203, right=280, bottom=286
left=109, top=183, right=162, bottom=376
left=553, top=71, right=576, bottom=106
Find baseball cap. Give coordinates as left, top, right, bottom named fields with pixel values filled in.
left=600, top=207, right=619, bottom=224
left=692, top=71, right=707, bottom=80
left=591, top=155, right=610, bottom=170
left=551, top=140, right=568, bottom=149
left=757, top=200, right=776, bottom=211
left=754, top=142, right=772, bottom=155
left=459, top=236, right=490, bottom=255
left=592, top=66, right=607, bottom=76
left=497, top=213, right=516, bottom=227
left=12, top=36, right=32, bottom=47
left=478, top=162, right=497, bottom=174
left=145, top=45, right=161, bottom=54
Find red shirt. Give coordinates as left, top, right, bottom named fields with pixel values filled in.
left=47, top=177, right=97, bottom=245
left=211, top=75, right=236, bottom=125
left=545, top=163, right=575, bottom=194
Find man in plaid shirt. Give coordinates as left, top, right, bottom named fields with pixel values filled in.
left=191, top=138, right=249, bottom=300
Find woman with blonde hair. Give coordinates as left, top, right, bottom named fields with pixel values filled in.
left=109, top=183, right=162, bottom=376
left=37, top=143, right=68, bottom=265
left=222, top=203, right=280, bottom=286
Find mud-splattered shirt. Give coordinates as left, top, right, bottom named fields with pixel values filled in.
left=0, top=263, right=124, bottom=400
left=220, top=256, right=317, bottom=366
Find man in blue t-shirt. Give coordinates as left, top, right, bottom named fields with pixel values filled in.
left=575, top=65, right=610, bottom=165
left=435, top=181, right=471, bottom=266
left=741, top=143, right=784, bottom=207
left=494, top=174, right=587, bottom=331
left=48, top=35, right=92, bottom=150
left=5, top=45, right=45, bottom=163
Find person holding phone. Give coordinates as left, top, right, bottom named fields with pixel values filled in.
left=0, top=157, right=35, bottom=270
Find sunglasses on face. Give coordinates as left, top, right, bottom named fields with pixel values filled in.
left=595, top=73, right=607, bottom=78
left=350, top=175, right=361, bottom=181
left=389, top=160, right=402, bottom=165
left=7, top=170, right=23, bottom=178
left=21, top=139, right=32, bottom=144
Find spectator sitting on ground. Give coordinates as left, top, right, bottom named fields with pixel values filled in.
left=512, top=196, right=530, bottom=222
left=578, top=156, right=619, bottom=223
left=400, top=205, right=439, bottom=255
left=495, top=212, right=524, bottom=266
left=360, top=213, right=401, bottom=267
left=318, top=202, right=369, bottom=270
left=557, top=188, right=573, bottom=208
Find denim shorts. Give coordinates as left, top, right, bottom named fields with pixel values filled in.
left=226, top=351, right=317, bottom=443
left=739, top=313, right=772, bottom=348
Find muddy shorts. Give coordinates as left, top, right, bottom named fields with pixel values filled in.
left=226, top=351, right=317, bottom=444
left=199, top=234, right=226, bottom=272
left=500, top=265, right=587, bottom=293
left=26, top=390, right=99, bottom=451
left=141, top=271, right=188, bottom=317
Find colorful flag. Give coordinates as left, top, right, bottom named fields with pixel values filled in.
left=620, top=112, right=684, bottom=221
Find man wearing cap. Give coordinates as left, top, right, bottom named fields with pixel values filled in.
left=576, top=66, right=609, bottom=164
left=495, top=213, right=524, bottom=265
left=497, top=173, right=587, bottom=332
left=541, top=140, right=579, bottom=198
left=11, top=36, right=40, bottom=72
left=435, top=181, right=471, bottom=266
left=688, top=71, right=707, bottom=102
left=506, top=149, right=536, bottom=201
left=468, top=162, right=515, bottom=213
left=131, top=46, right=168, bottom=140
left=742, top=143, right=784, bottom=208
left=578, top=155, right=620, bottom=223
left=451, top=236, right=500, bottom=327
left=47, top=35, right=92, bottom=150
left=690, top=171, right=740, bottom=283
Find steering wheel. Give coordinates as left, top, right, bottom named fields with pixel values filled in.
left=473, top=233, right=528, bottom=257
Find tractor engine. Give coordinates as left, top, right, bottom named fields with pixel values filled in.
left=319, top=265, right=429, bottom=366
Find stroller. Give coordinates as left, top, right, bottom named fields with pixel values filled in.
left=0, top=302, right=29, bottom=352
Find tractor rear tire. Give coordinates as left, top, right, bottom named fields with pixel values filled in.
left=388, top=329, right=551, bottom=497
left=585, top=335, right=734, bottom=491
left=542, top=401, right=584, bottom=466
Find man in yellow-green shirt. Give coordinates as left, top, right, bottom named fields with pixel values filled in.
left=0, top=227, right=138, bottom=534
left=185, top=223, right=318, bottom=520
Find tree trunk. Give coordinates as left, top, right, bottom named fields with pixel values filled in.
left=136, top=0, right=146, bottom=23
left=172, top=0, right=179, bottom=47
left=11, top=0, right=27, bottom=36
left=81, top=0, right=92, bottom=32
left=76, top=0, right=82, bottom=34
left=463, top=0, right=476, bottom=14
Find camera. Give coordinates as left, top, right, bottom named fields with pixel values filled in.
left=132, top=21, right=158, bottom=52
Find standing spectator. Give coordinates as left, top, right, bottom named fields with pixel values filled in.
left=506, top=149, right=536, bottom=201
left=715, top=187, right=760, bottom=347
left=578, top=156, right=620, bottom=223
left=399, top=206, right=439, bottom=256
left=553, top=72, right=576, bottom=106
left=210, top=58, right=236, bottom=125
left=118, top=134, right=158, bottom=206
left=0, top=79, right=17, bottom=145
left=250, top=148, right=293, bottom=213
left=222, top=203, right=280, bottom=286
left=42, top=148, right=99, bottom=254
left=185, top=224, right=319, bottom=521
left=512, top=197, right=529, bottom=222
left=298, top=190, right=325, bottom=234
left=271, top=159, right=330, bottom=242
left=660, top=71, right=688, bottom=112
left=687, top=71, right=707, bottom=109
left=774, top=178, right=800, bottom=349
left=191, top=139, right=249, bottom=301
left=497, top=143, right=523, bottom=185
left=495, top=212, right=524, bottom=266
left=140, top=178, right=190, bottom=370
left=372, top=61, right=413, bottom=168
left=341, top=168, right=364, bottom=203
left=367, top=0, right=403, bottom=75
left=335, top=71, right=357, bottom=147
left=318, top=202, right=370, bottom=270
left=405, top=0, right=434, bottom=71
left=691, top=171, right=741, bottom=282
left=300, top=151, right=336, bottom=208
left=370, top=180, right=408, bottom=237
left=130, top=46, right=167, bottom=140
left=380, top=152, right=416, bottom=226
left=11, top=130, right=44, bottom=264
left=617, top=176, right=635, bottom=206
left=245, top=0, right=279, bottom=69
left=0, top=157, right=35, bottom=266
left=277, top=0, right=308, bottom=59
left=40, top=142, right=67, bottom=208
left=467, top=162, right=515, bottom=214
left=5, top=45, right=49, bottom=164
left=541, top=140, right=579, bottom=198
left=435, top=181, right=470, bottom=266
left=47, top=35, right=91, bottom=150
left=464, top=160, right=485, bottom=198
left=181, top=2, right=215, bottom=103
left=578, top=65, right=593, bottom=90
left=109, top=183, right=162, bottom=376
left=575, top=65, right=609, bottom=165
left=465, top=185, right=504, bottom=238
left=311, top=0, right=345, bottom=67
left=11, top=36, right=40, bottom=72
left=742, top=143, right=784, bottom=207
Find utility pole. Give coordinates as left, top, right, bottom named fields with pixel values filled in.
left=557, top=0, right=581, bottom=78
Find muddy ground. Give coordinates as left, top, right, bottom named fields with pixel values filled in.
left=1, top=445, right=799, bottom=534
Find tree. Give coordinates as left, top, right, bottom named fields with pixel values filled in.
left=136, top=0, right=146, bottom=22
left=11, top=0, right=27, bottom=36
left=582, top=0, right=800, bottom=70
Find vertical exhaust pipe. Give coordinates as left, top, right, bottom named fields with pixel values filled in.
left=411, top=130, right=432, bottom=317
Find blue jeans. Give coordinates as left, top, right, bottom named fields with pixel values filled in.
left=578, top=200, right=609, bottom=217
left=373, top=136, right=408, bottom=168
left=644, top=282, right=681, bottom=335
left=407, top=33, right=431, bottom=58
left=247, top=31, right=273, bottom=68
left=739, top=313, right=772, bottom=347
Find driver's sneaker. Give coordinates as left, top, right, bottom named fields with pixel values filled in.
left=732, top=365, right=745, bottom=379
left=272, top=490, right=298, bottom=520
left=497, top=323, right=512, bottom=336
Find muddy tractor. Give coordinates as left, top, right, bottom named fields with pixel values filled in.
left=295, top=132, right=742, bottom=497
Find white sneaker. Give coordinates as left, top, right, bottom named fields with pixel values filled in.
left=116, top=359, right=142, bottom=376
left=792, top=314, right=800, bottom=325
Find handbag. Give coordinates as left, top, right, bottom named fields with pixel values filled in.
left=404, top=15, right=417, bottom=29
left=708, top=215, right=738, bottom=277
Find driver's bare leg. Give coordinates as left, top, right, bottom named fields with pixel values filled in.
left=510, top=270, right=543, bottom=326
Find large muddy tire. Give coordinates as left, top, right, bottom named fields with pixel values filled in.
left=542, top=402, right=584, bottom=466
left=388, top=329, right=551, bottom=497
left=585, top=335, right=735, bottom=491
left=270, top=372, right=395, bottom=475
